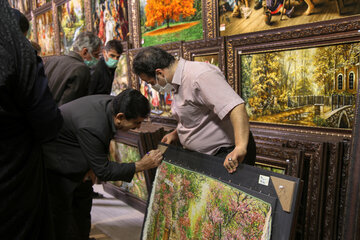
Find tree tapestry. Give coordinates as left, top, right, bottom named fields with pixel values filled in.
left=140, top=0, right=203, bottom=47
left=143, top=162, right=272, bottom=240
left=241, top=42, right=360, bottom=129
left=109, top=141, right=148, bottom=201
left=58, top=0, right=85, bottom=54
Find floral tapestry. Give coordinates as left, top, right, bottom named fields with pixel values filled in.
left=143, top=162, right=272, bottom=239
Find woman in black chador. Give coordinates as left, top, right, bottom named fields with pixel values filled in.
left=0, top=1, right=63, bottom=239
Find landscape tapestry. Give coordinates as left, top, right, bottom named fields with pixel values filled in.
left=139, top=0, right=203, bottom=47
left=241, top=42, right=360, bottom=129
left=109, top=141, right=148, bottom=201
left=111, top=55, right=129, bottom=96
left=58, top=0, right=86, bottom=54
left=143, top=162, right=272, bottom=240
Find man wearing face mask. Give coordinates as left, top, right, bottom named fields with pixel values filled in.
left=133, top=46, right=256, bottom=174
left=44, top=31, right=102, bottom=106
left=88, top=39, right=123, bottom=95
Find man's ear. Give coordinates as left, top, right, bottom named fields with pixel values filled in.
left=79, top=48, right=89, bottom=59
left=155, top=68, right=164, bottom=77
left=103, top=49, right=108, bottom=61
left=115, top=113, right=125, bottom=121
left=114, top=113, right=125, bottom=128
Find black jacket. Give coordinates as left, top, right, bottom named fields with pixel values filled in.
left=88, top=57, right=116, bottom=95
left=45, top=51, right=90, bottom=106
left=43, top=95, right=135, bottom=182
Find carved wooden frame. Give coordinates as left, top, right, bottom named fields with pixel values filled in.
left=183, top=37, right=226, bottom=75
left=227, top=25, right=360, bottom=136
left=128, top=0, right=216, bottom=49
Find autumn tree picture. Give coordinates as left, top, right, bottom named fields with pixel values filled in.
left=140, top=0, right=202, bottom=46
left=241, top=42, right=360, bottom=129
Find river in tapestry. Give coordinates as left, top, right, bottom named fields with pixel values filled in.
left=143, top=162, right=272, bottom=240
left=241, top=42, right=360, bottom=129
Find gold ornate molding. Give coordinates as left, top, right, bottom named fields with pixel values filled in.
left=204, top=0, right=216, bottom=39
left=128, top=0, right=140, bottom=49
left=226, top=40, right=234, bottom=90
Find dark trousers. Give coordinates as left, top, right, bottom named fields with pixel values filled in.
left=47, top=170, right=93, bottom=240
left=215, top=131, right=256, bottom=165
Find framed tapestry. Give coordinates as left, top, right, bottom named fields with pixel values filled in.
left=218, top=0, right=360, bottom=37
left=226, top=28, right=360, bottom=134
left=57, top=0, right=86, bottom=54
left=183, top=37, right=226, bottom=75
left=91, top=0, right=129, bottom=43
left=105, top=130, right=151, bottom=213
left=35, top=9, right=56, bottom=56
left=128, top=43, right=181, bottom=126
left=128, top=0, right=217, bottom=48
left=143, top=144, right=302, bottom=239
left=111, top=42, right=130, bottom=96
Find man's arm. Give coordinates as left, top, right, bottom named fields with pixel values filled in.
left=78, top=129, right=162, bottom=182
left=223, top=103, right=250, bottom=173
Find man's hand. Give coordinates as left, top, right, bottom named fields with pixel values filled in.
left=83, top=169, right=97, bottom=185
left=135, top=149, right=163, bottom=172
left=223, top=146, right=247, bottom=174
left=161, top=130, right=178, bottom=144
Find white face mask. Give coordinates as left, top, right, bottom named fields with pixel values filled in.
left=153, top=75, right=174, bottom=94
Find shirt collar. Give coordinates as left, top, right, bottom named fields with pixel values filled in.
left=172, top=58, right=186, bottom=86
left=171, top=58, right=186, bottom=93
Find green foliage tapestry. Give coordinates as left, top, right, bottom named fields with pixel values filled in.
left=143, top=162, right=272, bottom=239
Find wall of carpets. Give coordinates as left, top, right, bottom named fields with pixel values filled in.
left=9, top=0, right=360, bottom=238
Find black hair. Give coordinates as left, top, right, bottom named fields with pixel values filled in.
left=132, top=46, right=175, bottom=78
left=104, top=39, right=123, bottom=54
left=112, top=89, right=150, bottom=119
left=12, top=8, right=29, bottom=34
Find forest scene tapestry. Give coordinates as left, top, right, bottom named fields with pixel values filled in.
left=36, top=11, right=55, bottom=56
left=109, top=141, right=148, bottom=201
left=58, top=0, right=85, bottom=54
left=219, top=0, right=360, bottom=37
left=241, top=42, right=360, bottom=129
left=139, top=0, right=203, bottom=47
left=194, top=53, right=219, bottom=67
left=92, top=0, right=129, bottom=43
left=143, top=162, right=272, bottom=240
left=111, top=55, right=129, bottom=96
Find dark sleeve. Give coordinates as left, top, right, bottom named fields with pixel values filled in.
left=60, top=65, right=90, bottom=105
left=77, top=128, right=136, bottom=182
left=25, top=56, right=63, bottom=143
left=88, top=67, right=100, bottom=95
